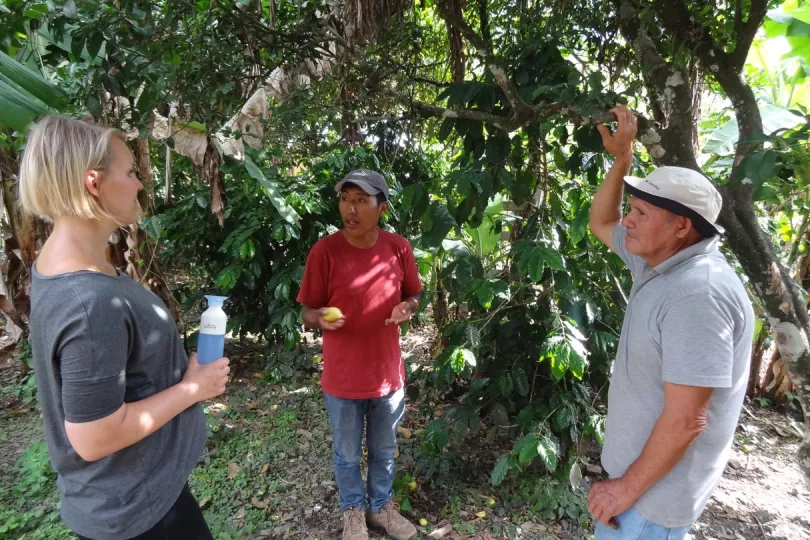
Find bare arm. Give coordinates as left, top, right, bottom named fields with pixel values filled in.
left=302, top=305, right=345, bottom=331
left=588, top=382, right=713, bottom=526
left=589, top=105, right=638, bottom=250
left=64, top=353, right=229, bottom=462
left=386, top=294, right=421, bottom=326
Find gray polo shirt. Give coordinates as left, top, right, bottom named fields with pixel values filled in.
left=601, top=225, right=754, bottom=527
left=30, top=266, right=207, bottom=539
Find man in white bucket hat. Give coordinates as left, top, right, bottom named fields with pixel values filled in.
left=586, top=104, right=754, bottom=539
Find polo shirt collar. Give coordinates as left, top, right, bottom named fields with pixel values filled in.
left=652, top=235, right=719, bottom=275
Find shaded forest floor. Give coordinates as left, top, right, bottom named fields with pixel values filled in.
left=0, top=325, right=808, bottom=539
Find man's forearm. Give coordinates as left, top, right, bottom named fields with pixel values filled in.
left=403, top=294, right=421, bottom=312
left=619, top=412, right=704, bottom=500
left=589, top=155, right=632, bottom=229
left=302, top=306, right=322, bottom=329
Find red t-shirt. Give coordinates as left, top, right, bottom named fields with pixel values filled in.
left=297, top=230, right=422, bottom=399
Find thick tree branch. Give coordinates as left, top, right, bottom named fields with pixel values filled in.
left=436, top=0, right=534, bottom=118
left=731, top=0, right=769, bottom=70
left=615, top=1, right=698, bottom=168
left=653, top=0, right=762, bottom=182
left=394, top=92, right=660, bottom=156
left=653, top=0, right=730, bottom=68
left=404, top=98, right=523, bottom=131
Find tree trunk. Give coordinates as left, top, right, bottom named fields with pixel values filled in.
left=615, top=0, right=810, bottom=479
left=748, top=330, right=767, bottom=397
left=0, top=148, right=43, bottom=342
left=720, top=187, right=810, bottom=478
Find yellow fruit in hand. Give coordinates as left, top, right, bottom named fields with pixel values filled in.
left=418, top=518, right=428, bottom=527
left=322, top=307, right=344, bottom=322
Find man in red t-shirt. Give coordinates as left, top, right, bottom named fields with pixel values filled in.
left=297, top=170, right=422, bottom=540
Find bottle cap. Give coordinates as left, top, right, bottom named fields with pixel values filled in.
left=204, top=295, right=228, bottom=307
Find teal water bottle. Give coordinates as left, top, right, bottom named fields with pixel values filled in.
left=197, top=295, right=227, bottom=364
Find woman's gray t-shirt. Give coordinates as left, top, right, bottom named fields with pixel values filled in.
left=30, top=265, right=207, bottom=540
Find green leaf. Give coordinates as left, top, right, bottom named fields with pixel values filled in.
left=421, top=202, right=457, bottom=247
left=538, top=246, right=566, bottom=271
left=475, top=279, right=494, bottom=309
left=0, top=51, right=66, bottom=109
left=536, top=435, right=559, bottom=471
left=0, top=79, right=48, bottom=131
left=491, top=455, right=510, bottom=486
left=70, top=32, right=86, bottom=59
left=702, top=104, right=805, bottom=155
left=569, top=201, right=590, bottom=246
left=450, top=348, right=476, bottom=373
left=515, top=434, right=540, bottom=463
left=513, top=368, right=530, bottom=397
left=239, top=238, right=256, bottom=260
left=244, top=155, right=300, bottom=226
left=467, top=194, right=503, bottom=256
left=485, top=134, right=510, bottom=165
left=514, top=242, right=566, bottom=281
left=567, top=343, right=587, bottom=379
left=86, top=95, right=103, bottom=117
left=553, top=406, right=573, bottom=431
left=498, top=374, right=513, bottom=396
left=742, top=150, right=779, bottom=190
left=438, top=117, right=455, bottom=141
left=86, top=32, right=104, bottom=59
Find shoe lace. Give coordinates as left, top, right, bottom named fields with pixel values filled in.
left=346, top=509, right=365, bottom=534
left=380, top=502, right=408, bottom=525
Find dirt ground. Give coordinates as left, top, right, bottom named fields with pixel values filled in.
left=691, top=406, right=810, bottom=540
left=1, top=328, right=809, bottom=539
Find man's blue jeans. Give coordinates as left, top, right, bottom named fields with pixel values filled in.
left=595, top=509, right=691, bottom=540
left=323, top=388, right=405, bottom=513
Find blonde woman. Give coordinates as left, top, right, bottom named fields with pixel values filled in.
left=19, top=116, right=229, bottom=540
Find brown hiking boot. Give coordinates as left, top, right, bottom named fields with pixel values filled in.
left=367, top=501, right=417, bottom=540
left=342, top=507, right=369, bottom=540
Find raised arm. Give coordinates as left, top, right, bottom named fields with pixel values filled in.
left=589, top=105, right=638, bottom=250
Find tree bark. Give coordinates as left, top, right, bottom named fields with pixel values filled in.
left=641, top=0, right=810, bottom=479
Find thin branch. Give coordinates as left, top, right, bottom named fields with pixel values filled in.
left=734, top=0, right=744, bottom=35
left=436, top=0, right=534, bottom=118
left=406, top=98, right=522, bottom=131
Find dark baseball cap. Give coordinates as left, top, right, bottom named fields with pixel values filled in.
left=334, top=169, right=390, bottom=202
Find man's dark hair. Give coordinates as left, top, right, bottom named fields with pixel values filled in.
left=340, top=182, right=386, bottom=206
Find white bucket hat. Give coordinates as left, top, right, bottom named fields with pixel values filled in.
left=624, top=166, right=724, bottom=237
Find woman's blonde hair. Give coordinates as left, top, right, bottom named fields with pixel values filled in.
left=19, top=115, right=125, bottom=222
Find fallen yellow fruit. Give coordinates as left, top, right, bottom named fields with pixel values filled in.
left=418, top=518, right=428, bottom=527
left=485, top=497, right=496, bottom=507
left=312, top=354, right=322, bottom=363
left=408, top=480, right=418, bottom=491
left=475, top=511, right=486, bottom=518
left=323, top=307, right=344, bottom=322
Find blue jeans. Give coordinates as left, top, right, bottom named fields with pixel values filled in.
left=323, top=388, right=405, bottom=513
left=595, top=509, right=691, bottom=540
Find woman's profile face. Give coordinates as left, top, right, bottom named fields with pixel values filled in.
left=97, top=137, right=144, bottom=225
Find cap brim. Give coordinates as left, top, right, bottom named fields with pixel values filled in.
left=624, top=177, right=724, bottom=237
left=335, top=179, right=382, bottom=196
